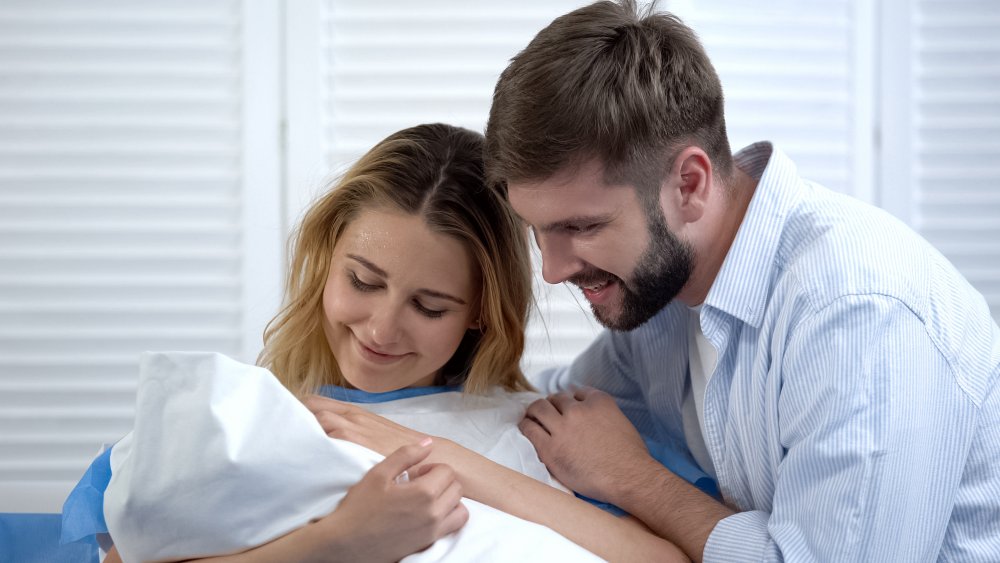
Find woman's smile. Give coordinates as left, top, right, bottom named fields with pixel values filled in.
left=353, top=334, right=411, bottom=365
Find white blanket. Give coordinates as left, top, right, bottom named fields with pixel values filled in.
left=105, top=352, right=601, bottom=563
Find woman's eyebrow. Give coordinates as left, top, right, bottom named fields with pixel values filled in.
left=347, top=254, right=388, bottom=277
left=347, top=253, right=467, bottom=305
left=415, top=288, right=466, bottom=305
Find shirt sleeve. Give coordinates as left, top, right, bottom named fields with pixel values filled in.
left=705, top=294, right=980, bottom=562
left=530, top=327, right=656, bottom=430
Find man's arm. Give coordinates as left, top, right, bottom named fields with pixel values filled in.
left=525, top=294, right=980, bottom=561
left=521, top=387, right=733, bottom=562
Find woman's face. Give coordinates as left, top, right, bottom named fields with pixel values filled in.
left=322, top=208, right=480, bottom=392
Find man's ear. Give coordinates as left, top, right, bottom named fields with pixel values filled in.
left=661, top=146, right=712, bottom=224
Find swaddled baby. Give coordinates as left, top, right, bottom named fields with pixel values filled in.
left=102, top=352, right=600, bottom=562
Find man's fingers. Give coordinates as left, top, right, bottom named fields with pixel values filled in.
left=518, top=417, right=550, bottom=448
left=548, top=391, right=579, bottom=414
left=369, top=439, right=433, bottom=482
left=525, top=396, right=561, bottom=426
left=572, top=386, right=602, bottom=401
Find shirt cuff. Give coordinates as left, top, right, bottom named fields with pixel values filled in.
left=704, top=510, right=773, bottom=562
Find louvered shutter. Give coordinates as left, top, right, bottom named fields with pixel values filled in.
left=674, top=0, right=869, bottom=197
left=0, top=0, right=282, bottom=511
left=910, top=0, right=1000, bottom=322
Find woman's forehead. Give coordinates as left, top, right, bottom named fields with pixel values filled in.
left=336, top=208, right=477, bottom=295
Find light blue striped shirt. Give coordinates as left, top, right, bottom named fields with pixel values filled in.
left=534, top=143, right=1000, bottom=562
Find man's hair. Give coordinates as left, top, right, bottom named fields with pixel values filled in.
left=485, top=0, right=732, bottom=196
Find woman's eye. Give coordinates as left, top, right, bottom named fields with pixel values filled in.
left=348, top=272, right=380, bottom=292
left=413, top=300, right=445, bottom=319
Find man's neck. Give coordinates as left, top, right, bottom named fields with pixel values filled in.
left=678, top=167, right=758, bottom=306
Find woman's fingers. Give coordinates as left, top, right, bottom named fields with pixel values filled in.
left=420, top=466, right=467, bottom=538
left=409, top=462, right=459, bottom=499
left=315, top=409, right=347, bottom=435
left=368, top=439, right=434, bottom=483
left=302, top=394, right=354, bottom=415
left=438, top=497, right=469, bottom=537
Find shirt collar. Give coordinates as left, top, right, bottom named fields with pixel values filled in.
left=704, top=142, right=803, bottom=328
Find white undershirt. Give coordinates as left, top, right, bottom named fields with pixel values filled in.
left=682, top=304, right=718, bottom=479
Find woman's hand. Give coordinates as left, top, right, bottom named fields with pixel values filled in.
left=304, top=395, right=428, bottom=456
left=135, top=440, right=469, bottom=563
left=317, top=440, right=469, bottom=562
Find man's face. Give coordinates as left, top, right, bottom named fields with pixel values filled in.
left=508, top=159, right=693, bottom=331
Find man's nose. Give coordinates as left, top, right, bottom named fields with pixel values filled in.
left=537, top=235, right=584, bottom=285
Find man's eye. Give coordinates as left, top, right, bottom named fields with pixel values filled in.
left=567, top=223, right=597, bottom=234
left=348, top=272, right=379, bottom=292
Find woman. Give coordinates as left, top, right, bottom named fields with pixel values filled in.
left=83, top=123, right=690, bottom=562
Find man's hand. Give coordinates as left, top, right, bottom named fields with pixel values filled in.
left=519, top=387, right=653, bottom=503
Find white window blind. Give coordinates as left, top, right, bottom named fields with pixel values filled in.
left=0, top=0, right=282, bottom=511
left=675, top=0, right=871, bottom=198
left=912, top=0, right=1000, bottom=322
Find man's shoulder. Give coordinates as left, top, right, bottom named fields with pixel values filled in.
left=771, top=186, right=999, bottom=398
left=773, top=185, right=938, bottom=313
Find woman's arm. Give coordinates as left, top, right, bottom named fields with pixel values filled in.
left=104, top=442, right=467, bottom=563
left=306, top=396, right=689, bottom=562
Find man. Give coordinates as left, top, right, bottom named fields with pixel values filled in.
left=485, top=1, right=1000, bottom=561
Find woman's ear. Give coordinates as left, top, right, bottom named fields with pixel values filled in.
left=662, top=146, right=712, bottom=224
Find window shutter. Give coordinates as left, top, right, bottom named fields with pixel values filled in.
left=912, top=0, right=1000, bottom=322
left=0, top=0, right=282, bottom=511
left=672, top=0, right=869, bottom=198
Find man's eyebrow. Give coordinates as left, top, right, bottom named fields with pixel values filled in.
left=536, top=214, right=614, bottom=234
left=347, top=253, right=467, bottom=305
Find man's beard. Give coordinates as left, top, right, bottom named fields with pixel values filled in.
left=572, top=208, right=693, bottom=331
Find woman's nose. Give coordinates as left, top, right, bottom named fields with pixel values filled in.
left=367, top=306, right=402, bottom=347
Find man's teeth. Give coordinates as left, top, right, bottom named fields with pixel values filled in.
left=584, top=282, right=608, bottom=291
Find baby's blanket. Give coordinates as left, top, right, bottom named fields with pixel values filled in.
left=104, top=352, right=600, bottom=562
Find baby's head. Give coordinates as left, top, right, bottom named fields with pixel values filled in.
left=262, top=124, right=533, bottom=396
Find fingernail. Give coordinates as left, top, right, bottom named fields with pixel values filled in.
left=419, top=437, right=433, bottom=447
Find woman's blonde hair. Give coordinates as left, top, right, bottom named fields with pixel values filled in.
left=259, top=123, right=534, bottom=396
